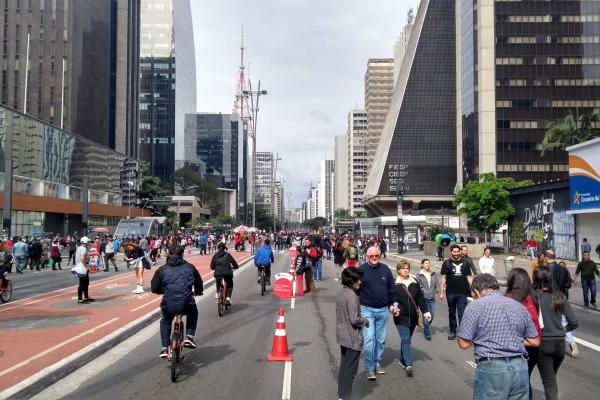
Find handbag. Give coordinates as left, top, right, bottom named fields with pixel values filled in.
left=400, top=284, right=425, bottom=329
left=141, top=256, right=151, bottom=270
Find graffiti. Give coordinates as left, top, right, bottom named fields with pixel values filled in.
left=523, top=193, right=555, bottom=241
left=551, top=211, right=576, bottom=260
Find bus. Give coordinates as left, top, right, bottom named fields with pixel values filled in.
left=114, top=217, right=167, bottom=238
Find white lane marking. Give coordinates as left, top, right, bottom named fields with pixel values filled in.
left=130, top=296, right=162, bottom=312
left=466, top=361, right=477, bottom=369
left=290, top=297, right=295, bottom=310
left=282, top=360, right=292, bottom=400
left=0, top=317, right=119, bottom=378
left=574, top=337, right=600, bottom=352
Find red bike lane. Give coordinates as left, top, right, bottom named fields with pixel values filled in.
left=0, top=251, right=252, bottom=394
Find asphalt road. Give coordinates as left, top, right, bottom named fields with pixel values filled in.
left=32, top=253, right=600, bottom=400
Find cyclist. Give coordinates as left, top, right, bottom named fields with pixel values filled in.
left=210, top=243, right=239, bottom=305
left=254, top=239, right=274, bottom=286
left=151, top=245, right=203, bottom=359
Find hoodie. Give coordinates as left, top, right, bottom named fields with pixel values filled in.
left=210, top=250, right=239, bottom=277
left=151, top=254, right=203, bottom=312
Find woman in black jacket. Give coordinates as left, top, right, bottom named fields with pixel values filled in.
left=393, top=260, right=431, bottom=377
left=210, top=243, right=239, bottom=304
left=333, top=241, right=346, bottom=282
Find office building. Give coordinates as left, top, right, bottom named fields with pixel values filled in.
left=273, top=180, right=284, bottom=225
left=183, top=113, right=246, bottom=218
left=318, top=159, right=335, bottom=224
left=394, top=10, right=415, bottom=86
left=457, top=0, right=600, bottom=187
left=138, top=0, right=196, bottom=182
left=334, top=135, right=349, bottom=211
left=255, top=151, right=273, bottom=214
left=348, top=110, right=368, bottom=216
left=363, top=0, right=457, bottom=216
left=0, top=0, right=140, bottom=157
left=365, top=59, right=394, bottom=174
left=308, top=185, right=318, bottom=220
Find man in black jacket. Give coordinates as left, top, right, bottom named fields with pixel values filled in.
left=151, top=245, right=203, bottom=358
left=210, top=243, right=239, bottom=305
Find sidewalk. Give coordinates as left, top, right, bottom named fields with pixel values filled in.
left=386, top=250, right=596, bottom=310
left=0, top=250, right=253, bottom=399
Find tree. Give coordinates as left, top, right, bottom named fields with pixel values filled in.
left=453, top=173, right=532, bottom=234
left=172, top=167, right=223, bottom=218
left=303, top=217, right=328, bottom=231
left=540, top=108, right=600, bottom=156
left=425, top=225, right=455, bottom=241
left=334, top=209, right=351, bottom=219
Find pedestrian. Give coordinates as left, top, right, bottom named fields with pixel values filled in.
left=358, top=246, right=399, bottom=381
left=294, top=245, right=316, bottom=294
left=393, top=260, right=431, bottom=377
left=333, top=241, right=346, bottom=282
left=439, top=244, right=473, bottom=340
left=530, top=252, right=547, bottom=278
left=580, top=237, right=591, bottom=257
left=199, top=232, right=208, bottom=255
left=343, top=239, right=360, bottom=268
left=124, top=242, right=146, bottom=294
left=336, top=267, right=369, bottom=400
left=505, top=268, right=543, bottom=400
left=74, top=237, right=95, bottom=304
left=574, top=251, right=599, bottom=308
left=12, top=237, right=28, bottom=273
left=380, top=237, right=387, bottom=259
left=50, top=239, right=63, bottom=270
left=532, top=267, right=578, bottom=400
left=526, top=236, right=538, bottom=260
left=103, top=236, right=118, bottom=271
left=29, top=237, right=42, bottom=271
left=457, top=274, right=540, bottom=400
left=478, top=247, right=495, bottom=276
left=67, top=235, right=77, bottom=265
left=461, top=245, right=478, bottom=275
left=312, top=236, right=323, bottom=281
left=416, top=258, right=439, bottom=341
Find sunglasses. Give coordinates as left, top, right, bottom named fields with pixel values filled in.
left=368, top=255, right=380, bottom=258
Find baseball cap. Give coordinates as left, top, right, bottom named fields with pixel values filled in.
left=80, top=236, right=90, bottom=244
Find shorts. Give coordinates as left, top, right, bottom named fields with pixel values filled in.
left=133, top=259, right=144, bottom=269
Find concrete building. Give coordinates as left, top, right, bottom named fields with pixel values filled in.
left=166, top=195, right=211, bottom=228
left=334, top=135, right=349, bottom=211
left=255, top=151, right=273, bottom=215
left=273, top=181, right=284, bottom=226
left=138, top=0, right=196, bottom=182
left=307, top=185, right=318, bottom=220
left=183, top=113, right=246, bottom=219
left=318, top=160, right=335, bottom=224
left=365, top=59, right=394, bottom=175
left=456, top=0, right=600, bottom=187
left=363, top=0, right=457, bottom=217
left=301, top=201, right=308, bottom=223
left=394, top=10, right=415, bottom=86
left=0, top=0, right=140, bottom=157
left=348, top=110, right=368, bottom=216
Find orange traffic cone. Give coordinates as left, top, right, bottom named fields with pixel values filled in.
left=267, top=307, right=293, bottom=362
left=289, top=262, right=295, bottom=278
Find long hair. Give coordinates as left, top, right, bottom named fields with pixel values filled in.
left=334, top=240, right=343, bottom=252
left=532, top=266, right=566, bottom=313
left=505, top=268, right=535, bottom=305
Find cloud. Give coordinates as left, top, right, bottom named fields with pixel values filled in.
left=192, top=0, right=419, bottom=206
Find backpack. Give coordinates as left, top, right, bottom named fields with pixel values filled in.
left=294, top=254, right=312, bottom=274
left=347, top=246, right=358, bottom=259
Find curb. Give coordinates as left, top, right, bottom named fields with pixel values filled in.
left=0, top=255, right=254, bottom=400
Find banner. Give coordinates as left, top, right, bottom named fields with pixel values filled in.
left=568, top=139, right=600, bottom=212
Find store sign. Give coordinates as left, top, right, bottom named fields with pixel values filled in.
left=568, top=140, right=600, bottom=212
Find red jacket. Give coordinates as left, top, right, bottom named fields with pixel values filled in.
left=522, top=294, right=543, bottom=339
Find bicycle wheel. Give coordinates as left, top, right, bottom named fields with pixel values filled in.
left=0, top=283, right=12, bottom=303
left=260, top=270, right=266, bottom=296
left=218, top=297, right=224, bottom=317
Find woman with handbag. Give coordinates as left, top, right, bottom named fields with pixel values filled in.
left=125, top=242, right=147, bottom=294
left=74, top=237, right=95, bottom=304
left=393, top=260, right=431, bottom=377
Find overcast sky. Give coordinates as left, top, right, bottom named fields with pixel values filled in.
left=191, top=0, right=419, bottom=208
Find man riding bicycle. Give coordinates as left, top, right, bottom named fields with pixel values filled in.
left=151, top=245, right=203, bottom=358
left=210, top=243, right=239, bottom=305
left=254, top=239, right=274, bottom=285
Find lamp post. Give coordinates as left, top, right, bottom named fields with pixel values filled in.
left=243, top=80, right=268, bottom=228
left=272, top=153, right=282, bottom=233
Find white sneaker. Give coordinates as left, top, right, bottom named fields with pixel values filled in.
left=131, top=287, right=139, bottom=293
left=134, top=286, right=144, bottom=294
left=570, top=342, right=579, bottom=358
left=214, top=293, right=218, bottom=299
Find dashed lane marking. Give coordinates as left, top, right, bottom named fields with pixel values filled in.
left=282, top=360, right=292, bottom=400
left=574, top=337, right=600, bottom=352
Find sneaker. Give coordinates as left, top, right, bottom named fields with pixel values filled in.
left=448, top=332, right=456, bottom=340
left=134, top=287, right=144, bottom=294
left=257, top=278, right=261, bottom=284
left=366, top=372, right=376, bottom=381
left=159, top=349, right=168, bottom=359
left=214, top=293, right=219, bottom=299
left=398, top=361, right=406, bottom=369
left=425, top=335, right=432, bottom=341
left=131, top=288, right=139, bottom=293
left=78, top=299, right=86, bottom=304
left=184, top=336, right=197, bottom=349
left=85, top=298, right=96, bottom=303
left=569, top=342, right=579, bottom=358
left=333, top=278, right=339, bottom=282
left=226, top=297, right=231, bottom=306
left=375, top=368, right=386, bottom=374
left=406, top=366, right=414, bottom=377
left=591, top=302, right=597, bottom=309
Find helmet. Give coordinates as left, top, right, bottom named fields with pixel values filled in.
left=80, top=236, right=90, bottom=244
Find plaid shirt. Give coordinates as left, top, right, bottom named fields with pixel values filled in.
left=458, top=292, right=538, bottom=362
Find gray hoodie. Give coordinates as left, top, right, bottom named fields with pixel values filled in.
left=336, top=286, right=369, bottom=351
left=416, top=270, right=439, bottom=299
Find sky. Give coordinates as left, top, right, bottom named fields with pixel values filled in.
left=191, top=0, right=419, bottom=208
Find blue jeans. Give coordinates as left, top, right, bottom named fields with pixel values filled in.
left=474, top=357, right=529, bottom=400
left=361, top=305, right=389, bottom=373
left=423, top=298, right=436, bottom=338
left=313, top=259, right=322, bottom=280
left=395, top=324, right=415, bottom=366
left=15, top=256, right=28, bottom=272
left=581, top=278, right=597, bottom=306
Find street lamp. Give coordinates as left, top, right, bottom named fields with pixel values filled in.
left=272, top=153, right=282, bottom=233
left=243, top=80, right=268, bottom=228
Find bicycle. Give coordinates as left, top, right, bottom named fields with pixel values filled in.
left=258, top=265, right=266, bottom=296
left=216, top=278, right=229, bottom=317
left=1, top=272, right=12, bottom=303
left=167, top=314, right=185, bottom=382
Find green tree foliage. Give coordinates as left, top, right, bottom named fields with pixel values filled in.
left=245, top=203, right=280, bottom=231
left=334, top=209, right=351, bottom=219
left=172, top=167, right=223, bottom=218
left=540, top=108, right=600, bottom=156
left=303, top=217, right=328, bottom=231
left=454, top=173, right=532, bottom=234
left=425, top=225, right=455, bottom=241
left=509, top=218, right=526, bottom=253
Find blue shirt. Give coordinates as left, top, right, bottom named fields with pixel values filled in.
left=199, top=235, right=207, bottom=245
left=458, top=292, right=538, bottom=361
left=581, top=242, right=591, bottom=253
left=357, top=262, right=397, bottom=309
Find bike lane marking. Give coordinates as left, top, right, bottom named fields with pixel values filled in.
left=281, top=360, right=292, bottom=400
left=0, top=317, right=119, bottom=378
left=574, top=337, right=600, bottom=352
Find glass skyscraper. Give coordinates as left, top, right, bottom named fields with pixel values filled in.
left=138, top=0, right=196, bottom=183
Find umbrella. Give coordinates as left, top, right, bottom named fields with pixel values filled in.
left=92, top=227, right=109, bottom=233
left=233, top=225, right=248, bottom=233
left=434, top=233, right=452, bottom=247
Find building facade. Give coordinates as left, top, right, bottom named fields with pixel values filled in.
left=348, top=110, right=368, bottom=216
left=255, top=151, right=273, bottom=215
left=334, top=135, right=349, bottom=211
left=183, top=113, right=246, bottom=218
left=457, top=0, right=600, bottom=186
left=363, top=0, right=457, bottom=217
left=0, top=0, right=140, bottom=157
left=394, top=11, right=415, bottom=87
left=138, top=0, right=196, bottom=182
left=318, top=159, right=335, bottom=224
left=365, top=59, right=394, bottom=175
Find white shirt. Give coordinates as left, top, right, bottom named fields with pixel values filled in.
left=479, top=255, right=496, bottom=275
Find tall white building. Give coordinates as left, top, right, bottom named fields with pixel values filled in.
left=347, top=110, right=368, bottom=216
left=308, top=185, right=318, bottom=220
left=334, top=135, right=349, bottom=212
left=394, top=9, right=415, bottom=86
left=318, top=160, right=335, bottom=225
left=255, top=152, right=273, bottom=215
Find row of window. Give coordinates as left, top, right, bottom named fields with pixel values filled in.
left=497, top=120, right=600, bottom=129
left=497, top=78, right=600, bottom=87
left=496, top=99, right=600, bottom=108
left=499, top=36, right=600, bottom=44
left=497, top=15, right=600, bottom=23
left=496, top=57, right=600, bottom=65
left=496, top=164, right=568, bottom=173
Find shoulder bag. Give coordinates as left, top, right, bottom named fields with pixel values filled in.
left=400, top=284, right=424, bottom=329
